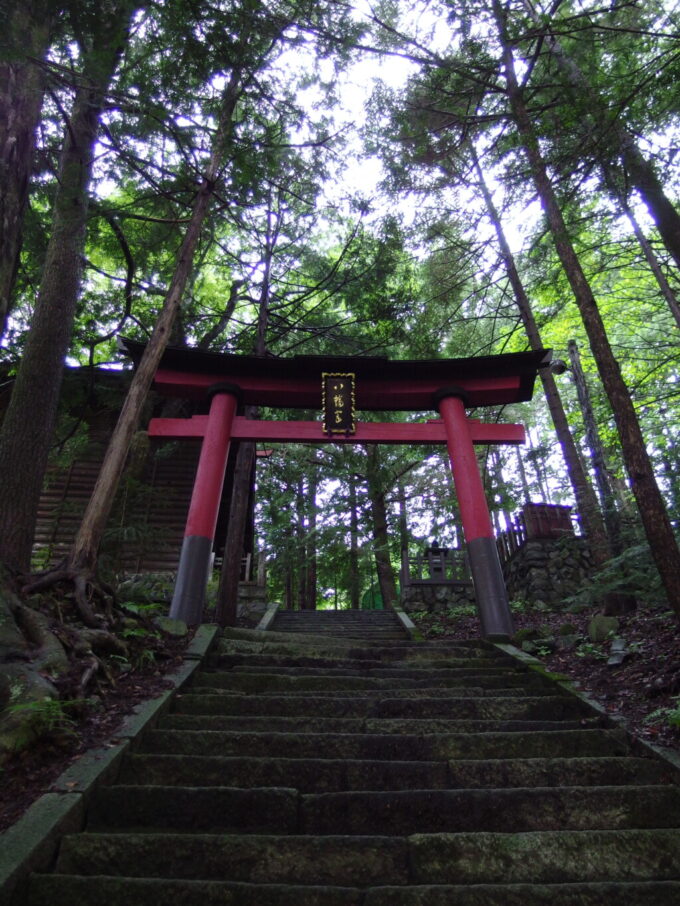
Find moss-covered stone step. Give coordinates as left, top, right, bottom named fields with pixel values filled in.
left=188, top=671, right=547, bottom=693
left=362, top=882, right=680, bottom=905
left=171, top=692, right=585, bottom=720
left=222, top=663, right=518, bottom=677
left=117, top=753, right=665, bottom=792
left=86, top=783, right=678, bottom=834
left=118, top=754, right=452, bottom=792
left=407, top=829, right=680, bottom=883
left=446, top=755, right=670, bottom=788
left=178, top=684, right=542, bottom=701
left=160, top=714, right=604, bottom=734
left=300, top=786, right=680, bottom=835
left=136, top=727, right=629, bottom=760
left=88, top=786, right=299, bottom=832
left=56, top=833, right=409, bottom=885
left=213, top=650, right=510, bottom=670
left=27, top=875, right=363, bottom=906
left=53, top=828, right=680, bottom=885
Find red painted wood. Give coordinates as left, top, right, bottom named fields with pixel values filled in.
left=148, top=416, right=525, bottom=446
left=152, top=368, right=523, bottom=409
left=184, top=391, right=237, bottom=539
left=438, top=394, right=495, bottom=542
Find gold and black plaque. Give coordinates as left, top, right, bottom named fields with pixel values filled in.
left=322, top=373, right=356, bottom=435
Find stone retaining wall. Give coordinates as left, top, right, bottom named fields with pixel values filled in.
left=400, top=582, right=476, bottom=613
left=501, top=537, right=594, bottom=607
left=400, top=536, right=594, bottom=612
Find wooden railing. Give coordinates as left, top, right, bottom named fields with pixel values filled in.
left=401, top=547, right=472, bottom=587
left=495, top=513, right=528, bottom=565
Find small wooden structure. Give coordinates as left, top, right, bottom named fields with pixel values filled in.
left=497, top=503, right=574, bottom=564
left=400, top=546, right=472, bottom=589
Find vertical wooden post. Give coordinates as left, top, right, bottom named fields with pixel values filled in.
left=169, top=385, right=239, bottom=624
left=435, top=389, right=514, bottom=638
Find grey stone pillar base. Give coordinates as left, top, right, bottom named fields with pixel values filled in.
left=169, top=535, right=213, bottom=624
left=467, top=536, right=514, bottom=639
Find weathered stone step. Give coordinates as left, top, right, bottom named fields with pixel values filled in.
left=161, top=714, right=604, bottom=734
left=56, top=833, right=408, bottom=885
left=119, top=754, right=451, bottom=791
left=27, top=875, right=363, bottom=906
left=54, top=828, right=680, bottom=885
left=171, top=692, right=587, bottom=720
left=177, top=684, right=555, bottom=713
left=213, top=652, right=510, bottom=670
left=218, top=629, right=491, bottom=654
left=447, top=755, right=670, bottom=788
left=28, top=875, right=680, bottom=906
left=221, top=664, right=518, bottom=678
left=363, top=882, right=680, bottom=905
left=137, top=727, right=629, bottom=760
left=300, top=786, right=680, bottom=835
left=87, top=784, right=680, bottom=834
left=89, top=786, right=299, bottom=832
left=118, top=753, right=665, bottom=792
left=188, top=671, right=546, bottom=693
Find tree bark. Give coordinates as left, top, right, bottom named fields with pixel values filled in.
left=495, top=1, right=680, bottom=619
left=68, top=65, right=243, bottom=575
left=0, top=2, right=135, bottom=574
left=296, top=475, right=308, bottom=610
left=366, top=447, right=398, bottom=609
left=0, top=0, right=55, bottom=336
left=348, top=470, right=360, bottom=609
left=215, top=440, right=256, bottom=626
left=305, top=465, right=318, bottom=610
left=567, top=339, right=623, bottom=553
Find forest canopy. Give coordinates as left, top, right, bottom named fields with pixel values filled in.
left=0, top=0, right=679, bottom=732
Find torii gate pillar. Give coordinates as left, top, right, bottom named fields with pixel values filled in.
left=436, top=389, right=514, bottom=637
left=169, top=384, right=239, bottom=623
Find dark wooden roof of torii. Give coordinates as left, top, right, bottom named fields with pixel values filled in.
left=121, top=338, right=551, bottom=411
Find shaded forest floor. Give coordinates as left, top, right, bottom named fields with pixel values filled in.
left=412, top=604, right=680, bottom=754
left=0, top=631, right=191, bottom=832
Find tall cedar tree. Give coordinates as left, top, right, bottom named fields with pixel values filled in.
left=493, top=0, right=680, bottom=620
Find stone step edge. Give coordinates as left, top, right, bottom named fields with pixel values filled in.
left=0, top=624, right=221, bottom=905
left=54, top=828, right=680, bottom=883
left=491, top=640, right=680, bottom=779
left=26, top=874, right=680, bottom=904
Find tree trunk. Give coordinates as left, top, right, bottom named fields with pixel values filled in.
left=0, top=0, right=55, bottom=336
left=348, top=471, right=360, bottom=610
left=495, top=1, right=680, bottom=618
left=567, top=339, right=623, bottom=553
left=296, top=475, right=308, bottom=610
left=305, top=464, right=318, bottom=610
left=518, top=0, right=680, bottom=272
left=0, top=3, right=134, bottom=574
left=215, top=440, right=255, bottom=626
left=68, top=66, right=243, bottom=575
left=622, top=194, right=680, bottom=328
left=471, top=144, right=612, bottom=564
left=366, top=448, right=398, bottom=609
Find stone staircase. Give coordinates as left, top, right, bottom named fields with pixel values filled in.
left=25, top=623, right=680, bottom=904
left=270, top=608, right=409, bottom=640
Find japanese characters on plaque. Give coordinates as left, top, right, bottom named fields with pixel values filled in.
left=322, top=372, right=356, bottom=435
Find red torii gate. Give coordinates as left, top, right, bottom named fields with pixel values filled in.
left=123, top=340, right=551, bottom=638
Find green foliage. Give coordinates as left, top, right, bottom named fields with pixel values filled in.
left=566, top=544, right=663, bottom=610
left=644, top=697, right=680, bottom=730
left=575, top=640, right=608, bottom=661
left=7, top=697, right=81, bottom=741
